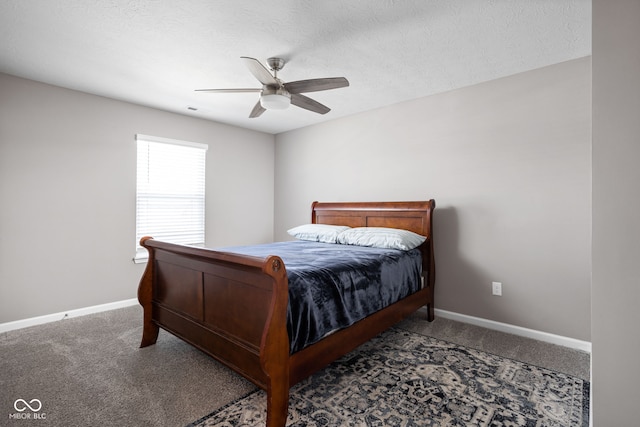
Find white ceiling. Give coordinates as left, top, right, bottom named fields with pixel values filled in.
left=0, top=1, right=591, bottom=135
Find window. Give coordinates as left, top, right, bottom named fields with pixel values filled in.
left=134, top=134, right=208, bottom=263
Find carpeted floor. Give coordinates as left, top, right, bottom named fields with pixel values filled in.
left=0, top=305, right=590, bottom=426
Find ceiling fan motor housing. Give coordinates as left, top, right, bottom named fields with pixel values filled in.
left=267, top=57, right=286, bottom=72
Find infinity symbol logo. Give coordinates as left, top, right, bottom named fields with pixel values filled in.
left=14, top=399, right=42, bottom=412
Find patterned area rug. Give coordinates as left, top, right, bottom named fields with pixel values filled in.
left=189, top=328, right=589, bottom=426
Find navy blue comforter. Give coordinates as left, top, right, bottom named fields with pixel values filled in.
left=219, top=241, right=422, bottom=354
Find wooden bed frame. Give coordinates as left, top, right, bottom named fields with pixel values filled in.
left=137, top=200, right=435, bottom=427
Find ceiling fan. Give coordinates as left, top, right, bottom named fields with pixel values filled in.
left=196, top=57, right=349, bottom=118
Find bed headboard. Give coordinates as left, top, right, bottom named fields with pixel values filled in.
left=311, top=200, right=436, bottom=240
left=311, top=200, right=436, bottom=285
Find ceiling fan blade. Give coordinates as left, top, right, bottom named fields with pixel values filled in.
left=284, top=77, right=349, bottom=94
left=195, top=88, right=261, bottom=93
left=291, top=94, right=331, bottom=115
left=195, top=88, right=262, bottom=93
left=249, top=100, right=266, bottom=118
left=241, top=56, right=278, bottom=86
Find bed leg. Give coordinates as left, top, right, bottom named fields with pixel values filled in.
left=140, top=311, right=159, bottom=347
left=266, top=385, right=289, bottom=427
left=426, top=280, right=435, bottom=322
left=426, top=303, right=435, bottom=322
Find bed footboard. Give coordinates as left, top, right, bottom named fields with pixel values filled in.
left=137, top=236, right=290, bottom=426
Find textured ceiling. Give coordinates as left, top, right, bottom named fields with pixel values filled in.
left=0, top=1, right=591, bottom=134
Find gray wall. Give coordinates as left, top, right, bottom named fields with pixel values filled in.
left=592, top=0, right=640, bottom=424
left=275, top=57, right=592, bottom=342
left=0, top=73, right=275, bottom=323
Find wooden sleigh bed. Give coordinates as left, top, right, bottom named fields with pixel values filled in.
left=137, top=200, right=436, bottom=427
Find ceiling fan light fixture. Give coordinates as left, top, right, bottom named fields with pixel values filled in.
left=260, top=87, right=291, bottom=110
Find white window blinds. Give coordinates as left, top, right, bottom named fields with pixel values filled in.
left=134, top=134, right=208, bottom=262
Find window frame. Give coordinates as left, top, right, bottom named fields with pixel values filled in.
left=133, top=134, right=208, bottom=263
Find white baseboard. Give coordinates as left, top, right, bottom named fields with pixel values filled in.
left=0, top=298, right=139, bottom=334
left=1, top=300, right=592, bottom=354
left=435, top=308, right=592, bottom=353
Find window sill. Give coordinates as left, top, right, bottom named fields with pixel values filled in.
left=133, top=254, right=148, bottom=264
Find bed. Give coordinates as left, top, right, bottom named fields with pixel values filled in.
left=137, top=200, right=436, bottom=427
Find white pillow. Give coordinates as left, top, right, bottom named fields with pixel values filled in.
left=336, top=227, right=426, bottom=250
left=287, top=224, right=351, bottom=244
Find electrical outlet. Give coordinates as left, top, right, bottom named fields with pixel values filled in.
left=492, top=281, right=502, bottom=296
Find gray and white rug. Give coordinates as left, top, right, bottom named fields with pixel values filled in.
left=189, top=328, right=589, bottom=426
